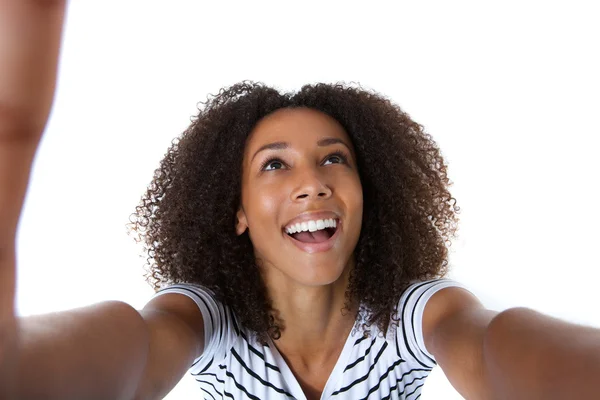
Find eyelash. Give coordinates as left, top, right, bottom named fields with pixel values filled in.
left=260, top=150, right=350, bottom=171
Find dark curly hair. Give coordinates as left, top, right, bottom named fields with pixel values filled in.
left=127, top=81, right=460, bottom=344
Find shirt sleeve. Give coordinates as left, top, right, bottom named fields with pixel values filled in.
left=151, top=283, right=238, bottom=373
left=395, top=277, right=476, bottom=369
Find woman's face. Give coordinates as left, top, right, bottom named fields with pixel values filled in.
left=236, top=107, right=363, bottom=287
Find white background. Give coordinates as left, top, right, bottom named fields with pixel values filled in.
left=15, top=1, right=600, bottom=399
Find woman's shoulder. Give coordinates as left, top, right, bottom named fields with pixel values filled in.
left=389, top=277, right=475, bottom=366
left=151, top=282, right=235, bottom=328
left=151, top=282, right=243, bottom=368
left=398, top=277, right=473, bottom=304
left=394, top=277, right=475, bottom=331
left=153, top=282, right=218, bottom=304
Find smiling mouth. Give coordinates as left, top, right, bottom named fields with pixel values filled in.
left=286, top=225, right=338, bottom=243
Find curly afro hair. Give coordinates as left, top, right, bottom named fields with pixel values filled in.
left=128, top=81, right=460, bottom=344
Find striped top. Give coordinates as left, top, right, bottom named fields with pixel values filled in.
left=152, top=278, right=473, bottom=400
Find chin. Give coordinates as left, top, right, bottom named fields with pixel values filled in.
left=289, top=261, right=349, bottom=287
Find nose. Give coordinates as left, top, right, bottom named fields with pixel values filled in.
left=290, top=169, right=332, bottom=201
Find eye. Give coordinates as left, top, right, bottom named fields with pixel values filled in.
left=261, top=158, right=285, bottom=171
left=323, top=151, right=349, bottom=166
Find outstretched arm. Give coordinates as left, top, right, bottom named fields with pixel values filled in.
left=0, top=2, right=207, bottom=399
left=484, top=306, right=600, bottom=400
left=0, top=1, right=67, bottom=398
left=423, top=287, right=600, bottom=400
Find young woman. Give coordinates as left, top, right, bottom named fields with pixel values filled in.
left=1, top=2, right=599, bottom=400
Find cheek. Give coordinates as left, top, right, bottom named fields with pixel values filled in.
left=349, top=180, right=364, bottom=231
left=245, top=186, right=286, bottom=259
left=349, top=176, right=364, bottom=209
left=246, top=183, right=286, bottom=230
left=257, top=193, right=282, bottom=217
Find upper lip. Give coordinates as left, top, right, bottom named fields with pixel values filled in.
left=283, top=210, right=340, bottom=231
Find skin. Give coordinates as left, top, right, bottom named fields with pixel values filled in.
left=1, top=1, right=67, bottom=398
left=235, top=107, right=363, bottom=389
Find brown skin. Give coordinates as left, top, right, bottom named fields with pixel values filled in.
left=235, top=108, right=363, bottom=395
left=1, top=1, right=67, bottom=398
left=236, top=108, right=363, bottom=289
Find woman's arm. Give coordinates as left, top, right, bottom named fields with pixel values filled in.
left=0, top=3, right=206, bottom=399
left=13, top=293, right=205, bottom=400
left=424, top=287, right=600, bottom=400
left=0, top=1, right=67, bottom=397
left=484, top=307, right=600, bottom=400
left=135, top=293, right=206, bottom=400
left=16, top=301, right=150, bottom=400
left=0, top=0, right=65, bottom=135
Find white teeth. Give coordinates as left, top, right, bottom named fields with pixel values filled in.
left=285, top=218, right=338, bottom=235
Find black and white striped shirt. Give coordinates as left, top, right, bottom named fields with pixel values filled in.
left=152, top=278, right=472, bottom=399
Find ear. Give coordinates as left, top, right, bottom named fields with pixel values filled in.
left=235, top=207, right=248, bottom=236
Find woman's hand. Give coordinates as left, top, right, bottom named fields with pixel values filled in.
left=0, top=1, right=66, bottom=397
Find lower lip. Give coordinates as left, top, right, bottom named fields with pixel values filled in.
left=284, top=223, right=342, bottom=254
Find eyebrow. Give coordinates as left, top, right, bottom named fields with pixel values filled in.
left=250, top=137, right=352, bottom=163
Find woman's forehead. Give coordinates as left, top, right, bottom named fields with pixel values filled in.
left=244, top=108, right=352, bottom=155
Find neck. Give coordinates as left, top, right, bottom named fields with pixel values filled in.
left=263, top=264, right=358, bottom=366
